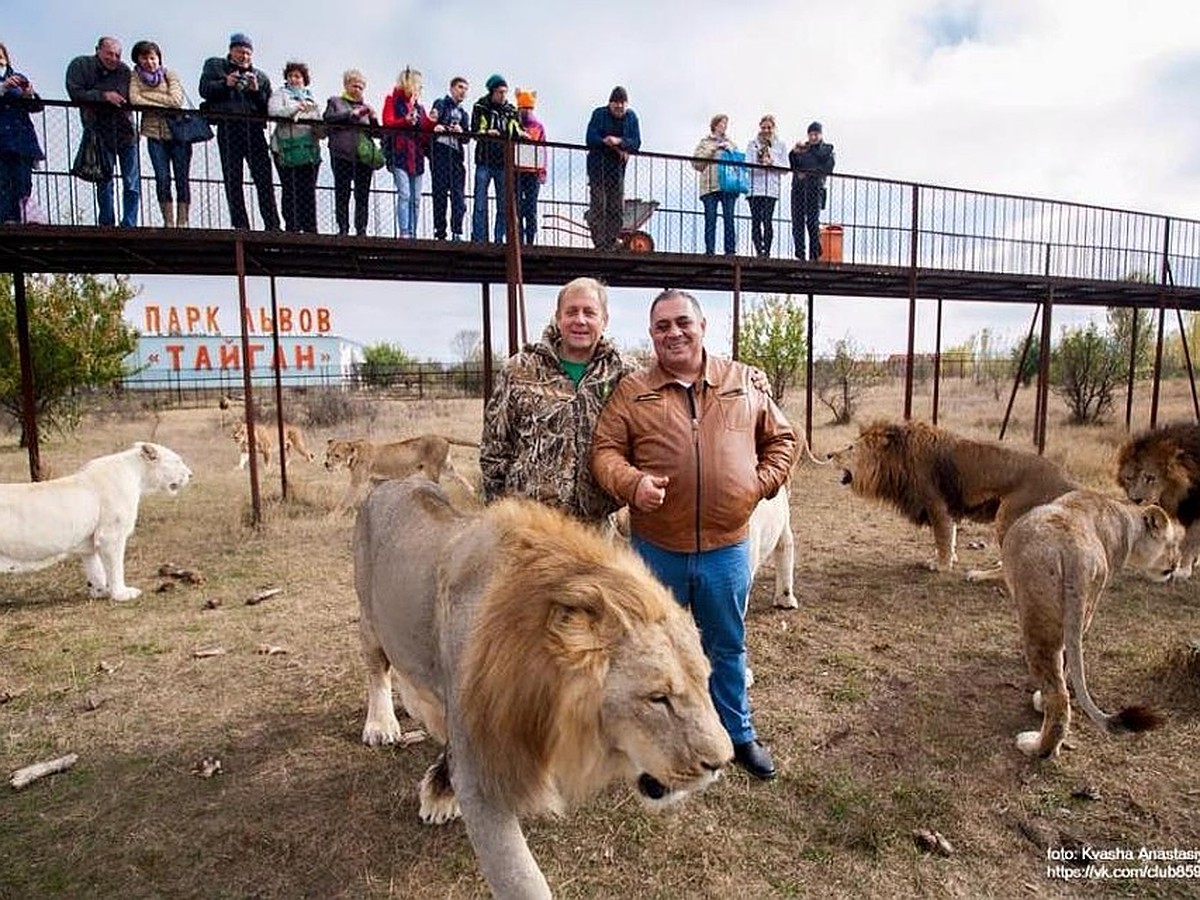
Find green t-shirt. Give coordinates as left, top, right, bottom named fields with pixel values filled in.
left=560, top=358, right=588, bottom=386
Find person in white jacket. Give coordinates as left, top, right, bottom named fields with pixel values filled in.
left=745, top=115, right=787, bottom=258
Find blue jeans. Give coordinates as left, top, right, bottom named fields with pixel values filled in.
left=632, top=535, right=755, bottom=744
left=97, top=141, right=141, bottom=227
left=516, top=172, right=540, bottom=244
left=145, top=138, right=193, bottom=204
left=392, top=169, right=423, bottom=238
left=471, top=163, right=505, bottom=242
left=702, top=190, right=737, bottom=255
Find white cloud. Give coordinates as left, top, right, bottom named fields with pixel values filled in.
left=8, top=0, right=1200, bottom=360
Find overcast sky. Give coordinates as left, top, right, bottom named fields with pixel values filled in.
left=6, top=0, right=1199, bottom=359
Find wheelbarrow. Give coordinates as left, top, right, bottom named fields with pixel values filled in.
left=544, top=198, right=660, bottom=252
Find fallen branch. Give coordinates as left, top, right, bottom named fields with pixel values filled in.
left=246, top=587, right=282, bottom=607
left=192, top=647, right=226, bottom=659
left=10, top=753, right=79, bottom=790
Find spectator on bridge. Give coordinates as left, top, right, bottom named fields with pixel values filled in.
left=789, top=120, right=835, bottom=261
left=0, top=42, right=44, bottom=225
left=745, top=114, right=787, bottom=258
left=66, top=36, right=140, bottom=227
left=199, top=33, right=281, bottom=231
left=428, top=76, right=470, bottom=241
left=514, top=88, right=546, bottom=245
left=585, top=86, right=640, bottom=251
left=383, top=66, right=432, bottom=239
left=324, top=69, right=378, bottom=237
left=692, top=114, right=738, bottom=256
left=129, top=40, right=190, bottom=228
left=481, top=276, right=634, bottom=526
left=268, top=60, right=322, bottom=234
left=470, top=73, right=522, bottom=243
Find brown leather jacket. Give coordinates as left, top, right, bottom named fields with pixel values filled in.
left=591, top=353, right=796, bottom=552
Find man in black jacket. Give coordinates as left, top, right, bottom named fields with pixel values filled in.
left=198, top=32, right=280, bottom=231
left=469, top=74, right=521, bottom=243
left=65, top=36, right=140, bottom=227
left=789, top=121, right=835, bottom=261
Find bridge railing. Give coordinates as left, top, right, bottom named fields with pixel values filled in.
left=9, top=98, right=1200, bottom=288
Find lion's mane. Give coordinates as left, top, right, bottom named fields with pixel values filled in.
left=1117, top=423, right=1200, bottom=526
left=458, top=500, right=672, bottom=817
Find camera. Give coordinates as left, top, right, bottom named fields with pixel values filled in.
left=233, top=72, right=252, bottom=91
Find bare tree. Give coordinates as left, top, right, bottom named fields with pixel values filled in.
left=813, top=337, right=880, bottom=425
left=451, top=329, right=482, bottom=364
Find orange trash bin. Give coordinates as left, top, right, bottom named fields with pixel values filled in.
left=819, top=224, right=844, bottom=263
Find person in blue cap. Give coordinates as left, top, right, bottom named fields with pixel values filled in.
left=199, top=32, right=281, bottom=231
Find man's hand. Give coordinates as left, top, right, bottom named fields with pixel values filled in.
left=603, top=135, right=622, bottom=147
left=633, top=474, right=669, bottom=512
left=102, top=90, right=125, bottom=106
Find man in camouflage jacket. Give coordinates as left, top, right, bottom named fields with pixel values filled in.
left=481, top=277, right=634, bottom=524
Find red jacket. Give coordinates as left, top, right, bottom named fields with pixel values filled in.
left=382, top=90, right=433, bottom=176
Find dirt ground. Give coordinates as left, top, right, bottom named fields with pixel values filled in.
left=2, top=380, right=1200, bottom=899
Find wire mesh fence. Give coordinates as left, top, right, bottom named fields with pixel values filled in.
left=7, top=98, right=1198, bottom=288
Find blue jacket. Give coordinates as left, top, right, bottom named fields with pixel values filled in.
left=586, top=105, right=640, bottom=180
left=0, top=73, right=43, bottom=160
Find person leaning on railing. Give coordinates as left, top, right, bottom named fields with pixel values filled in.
left=0, top=41, right=44, bottom=225
left=268, top=60, right=322, bottom=234
left=128, top=40, right=191, bottom=228
left=585, top=85, right=640, bottom=251
left=65, top=36, right=140, bottom=228
left=323, top=68, right=378, bottom=237
left=198, top=32, right=281, bottom=232
left=470, top=74, right=522, bottom=243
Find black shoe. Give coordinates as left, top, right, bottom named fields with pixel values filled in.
left=733, top=739, right=776, bottom=780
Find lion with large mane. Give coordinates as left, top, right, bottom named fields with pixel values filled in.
left=353, top=477, right=732, bottom=898
left=828, top=420, right=1077, bottom=574
left=1116, top=422, right=1200, bottom=577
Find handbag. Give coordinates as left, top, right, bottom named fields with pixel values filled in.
left=167, top=109, right=214, bottom=144
left=277, top=133, right=321, bottom=168
left=70, top=129, right=110, bottom=183
left=717, top=149, right=750, bottom=195
left=356, top=132, right=386, bottom=170
left=166, top=89, right=214, bottom=145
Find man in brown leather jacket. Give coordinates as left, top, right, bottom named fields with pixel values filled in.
left=592, top=288, right=796, bottom=779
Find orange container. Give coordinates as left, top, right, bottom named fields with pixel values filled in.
left=819, top=224, right=844, bottom=263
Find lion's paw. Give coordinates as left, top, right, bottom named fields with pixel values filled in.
left=772, top=593, right=799, bottom=610
left=1016, top=730, right=1047, bottom=757
left=110, top=586, right=141, bottom=602
left=1031, top=690, right=1044, bottom=713
left=418, top=764, right=461, bottom=825
left=362, top=718, right=404, bottom=747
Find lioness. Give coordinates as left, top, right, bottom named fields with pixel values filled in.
left=325, top=434, right=477, bottom=511
left=0, top=442, right=192, bottom=601
left=828, top=420, right=1077, bottom=574
left=232, top=421, right=315, bottom=470
left=1002, top=490, right=1180, bottom=758
left=1116, top=422, right=1200, bottom=577
left=354, top=477, right=732, bottom=898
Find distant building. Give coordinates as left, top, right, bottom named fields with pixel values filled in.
left=121, top=301, right=364, bottom=389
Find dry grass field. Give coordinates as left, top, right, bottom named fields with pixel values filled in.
left=3, top=379, right=1200, bottom=899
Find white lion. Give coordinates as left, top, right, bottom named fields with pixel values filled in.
left=0, top=442, right=192, bottom=601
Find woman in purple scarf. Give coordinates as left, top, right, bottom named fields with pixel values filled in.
left=129, top=39, right=191, bottom=226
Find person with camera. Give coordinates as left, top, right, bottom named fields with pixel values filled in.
left=323, top=69, right=379, bottom=237
left=0, top=42, right=43, bottom=225
left=268, top=60, right=322, bottom=234
left=199, top=32, right=280, bottom=231
left=66, top=36, right=140, bottom=227
left=789, top=120, right=835, bottom=261
left=745, top=114, right=787, bottom=258
left=428, top=76, right=470, bottom=241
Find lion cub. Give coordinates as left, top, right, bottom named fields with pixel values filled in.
left=1002, top=490, right=1181, bottom=759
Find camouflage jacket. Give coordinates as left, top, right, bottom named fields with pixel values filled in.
left=481, top=324, right=633, bottom=523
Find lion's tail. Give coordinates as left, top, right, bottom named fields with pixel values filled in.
left=1064, top=593, right=1163, bottom=735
